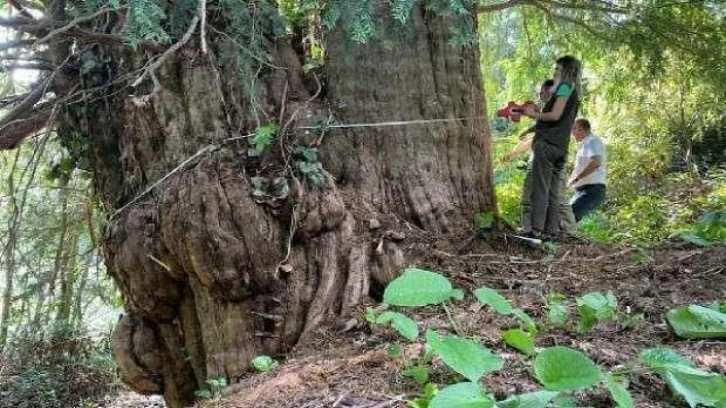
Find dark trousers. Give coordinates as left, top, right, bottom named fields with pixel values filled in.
left=530, top=141, right=567, bottom=233
left=571, top=183, right=606, bottom=221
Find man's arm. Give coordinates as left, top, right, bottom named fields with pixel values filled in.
left=568, top=156, right=602, bottom=186
left=518, top=125, right=535, bottom=140
left=501, top=135, right=533, bottom=164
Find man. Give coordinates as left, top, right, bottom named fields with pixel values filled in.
left=568, top=118, right=607, bottom=221
left=502, top=79, right=575, bottom=234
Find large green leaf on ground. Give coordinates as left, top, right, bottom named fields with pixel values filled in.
left=402, top=365, right=429, bottom=385
left=576, top=291, right=617, bottom=333
left=429, top=382, right=495, bottom=408
left=425, top=330, right=503, bottom=382
left=498, top=390, right=559, bottom=408
left=533, top=347, right=602, bottom=391
left=604, top=374, right=635, bottom=408
left=474, top=286, right=514, bottom=315
left=551, top=394, right=578, bottom=407
left=640, top=348, right=726, bottom=408
left=662, top=365, right=726, bottom=408
left=639, top=348, right=694, bottom=371
left=512, top=308, right=538, bottom=333
left=546, top=294, right=571, bottom=327
left=502, top=328, right=535, bottom=355
left=473, top=286, right=536, bottom=332
left=681, top=230, right=714, bottom=246
left=250, top=355, right=277, bottom=372
left=666, top=305, right=726, bottom=339
left=375, top=311, right=419, bottom=341
left=383, top=268, right=463, bottom=307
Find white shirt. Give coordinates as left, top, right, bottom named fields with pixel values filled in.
left=572, top=133, right=606, bottom=188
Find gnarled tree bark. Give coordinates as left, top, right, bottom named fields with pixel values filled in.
left=40, top=4, right=493, bottom=408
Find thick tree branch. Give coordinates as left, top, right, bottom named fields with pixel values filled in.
left=1, top=62, right=54, bottom=71
left=0, top=111, right=52, bottom=150
left=0, top=93, right=31, bottom=109
left=37, top=7, right=122, bottom=44
left=62, top=27, right=164, bottom=52
left=8, top=0, right=36, bottom=19
left=528, top=2, right=602, bottom=36
left=479, top=0, right=528, bottom=13
left=0, top=55, right=51, bottom=63
left=0, top=15, right=36, bottom=28
left=0, top=39, right=35, bottom=52
left=479, top=0, right=628, bottom=16
left=0, top=77, right=51, bottom=128
left=538, top=0, right=628, bottom=14
left=131, top=16, right=199, bottom=106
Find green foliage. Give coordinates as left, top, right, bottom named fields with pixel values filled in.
left=603, top=374, right=635, bottom=408
left=314, top=0, right=477, bottom=45
left=0, top=140, right=119, bottom=354
left=387, top=342, right=404, bottom=358
left=546, top=291, right=640, bottom=333
left=640, top=348, right=726, bottom=408
left=293, top=147, right=327, bottom=188
left=195, top=375, right=227, bottom=405
left=373, top=269, right=669, bottom=407
left=545, top=294, right=570, bottom=327
left=125, top=0, right=172, bottom=48
left=575, top=291, right=617, bottom=333
left=474, top=286, right=536, bottom=333
left=251, top=124, right=278, bottom=154
left=474, top=212, right=494, bottom=229
left=408, top=382, right=438, bottom=408
left=681, top=211, right=726, bottom=246
left=502, top=329, right=535, bottom=356
left=661, top=367, right=726, bottom=408
left=429, top=382, right=495, bottom=408
left=391, top=0, right=416, bottom=25
left=666, top=305, right=726, bottom=339
left=474, top=286, right=513, bottom=315
left=639, top=348, right=695, bottom=369
left=297, top=160, right=326, bottom=187
left=533, top=347, right=602, bottom=391
left=250, top=355, right=278, bottom=372
left=511, top=308, right=537, bottom=334
left=498, top=390, right=559, bottom=408
left=484, top=1, right=726, bottom=246
left=375, top=311, right=420, bottom=341
left=492, top=161, right=526, bottom=227
left=707, top=300, right=726, bottom=314
left=425, top=330, right=502, bottom=383
left=403, top=365, right=430, bottom=386
left=383, top=268, right=464, bottom=307
left=0, top=336, right=119, bottom=408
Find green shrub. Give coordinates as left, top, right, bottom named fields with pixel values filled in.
left=494, top=164, right=526, bottom=227
left=0, top=335, right=119, bottom=408
left=681, top=211, right=726, bottom=246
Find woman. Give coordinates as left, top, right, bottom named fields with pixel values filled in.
left=522, top=55, right=582, bottom=237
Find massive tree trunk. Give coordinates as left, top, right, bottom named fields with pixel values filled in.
left=58, top=4, right=494, bottom=407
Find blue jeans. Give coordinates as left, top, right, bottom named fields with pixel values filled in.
left=570, top=184, right=606, bottom=222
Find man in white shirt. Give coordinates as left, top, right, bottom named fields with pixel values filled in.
left=568, top=119, right=606, bottom=221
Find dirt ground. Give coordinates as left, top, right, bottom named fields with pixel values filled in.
left=218, top=233, right=725, bottom=408
left=113, top=234, right=726, bottom=408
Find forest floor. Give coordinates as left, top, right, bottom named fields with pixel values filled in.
left=112, top=234, right=726, bottom=408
